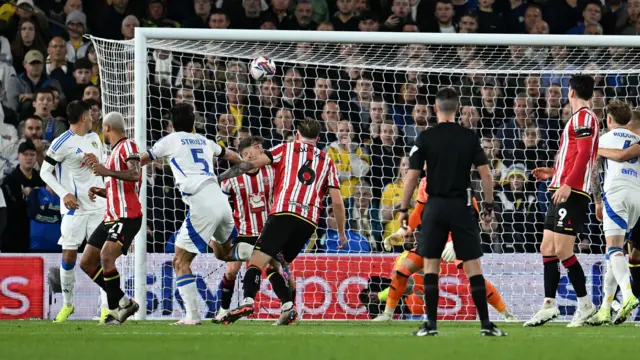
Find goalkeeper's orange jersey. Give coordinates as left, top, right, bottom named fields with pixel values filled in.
left=408, top=177, right=480, bottom=232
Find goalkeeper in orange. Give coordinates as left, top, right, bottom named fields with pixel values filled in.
left=372, top=177, right=516, bottom=321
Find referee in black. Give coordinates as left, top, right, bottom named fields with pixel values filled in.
left=398, top=88, right=506, bottom=337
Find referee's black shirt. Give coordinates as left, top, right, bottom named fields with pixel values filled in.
left=409, top=122, right=489, bottom=198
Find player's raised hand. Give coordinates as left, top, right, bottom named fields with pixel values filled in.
left=595, top=201, right=603, bottom=221
left=63, top=193, right=79, bottom=209
left=532, top=167, right=554, bottom=180
left=337, top=232, right=348, bottom=250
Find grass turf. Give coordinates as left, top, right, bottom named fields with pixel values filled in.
left=0, top=320, right=636, bottom=360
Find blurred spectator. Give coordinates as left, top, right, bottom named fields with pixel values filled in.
left=46, top=37, right=74, bottom=96
left=248, top=78, right=282, bottom=137
left=366, top=96, right=387, bottom=143
left=423, top=0, right=456, bottom=33
left=538, top=83, right=563, bottom=150
left=522, top=4, right=543, bottom=34
left=505, top=0, right=527, bottom=33
left=458, top=11, right=478, bottom=33
left=183, top=0, right=212, bottom=28
left=7, top=50, right=64, bottom=117
left=236, top=0, right=266, bottom=29
left=541, top=46, right=580, bottom=100
left=326, top=120, right=370, bottom=198
left=568, top=1, right=603, bottom=34
left=509, top=126, right=550, bottom=172
left=215, top=113, right=236, bottom=148
left=495, top=164, right=539, bottom=253
left=584, top=20, right=604, bottom=35
left=392, top=81, right=417, bottom=129
left=269, top=0, right=292, bottom=28
left=49, top=0, right=82, bottom=38
left=82, top=84, right=100, bottom=103
left=318, top=101, right=340, bottom=148
left=501, top=93, right=535, bottom=152
left=121, top=15, right=139, bottom=41
left=369, top=120, right=404, bottom=200
left=621, top=0, right=640, bottom=34
left=481, top=137, right=507, bottom=186
left=174, top=87, right=208, bottom=134
left=358, top=12, right=380, bottom=31
left=305, top=76, right=332, bottom=121
left=215, top=79, right=249, bottom=131
left=321, top=206, right=371, bottom=253
left=403, top=101, right=431, bottom=142
left=11, top=18, right=46, bottom=75
left=460, top=104, right=481, bottom=134
left=1, top=140, right=42, bottom=253
left=68, top=57, right=93, bottom=102
left=343, top=76, right=373, bottom=132
left=267, top=109, right=294, bottom=147
left=476, top=0, right=504, bottom=33
left=379, top=156, right=414, bottom=241
left=33, top=87, right=67, bottom=142
left=0, top=0, right=49, bottom=42
left=92, top=0, right=136, bottom=40
left=603, top=0, right=629, bottom=35
left=478, top=79, right=505, bottom=136
left=331, top=0, right=358, bottom=31
left=281, top=67, right=306, bottom=119
left=65, top=10, right=89, bottom=63
left=142, top=0, right=180, bottom=28
left=348, top=181, right=375, bottom=246
left=592, top=88, right=606, bottom=122
left=283, top=1, right=318, bottom=30
left=316, top=21, right=334, bottom=30
left=27, top=183, right=61, bottom=251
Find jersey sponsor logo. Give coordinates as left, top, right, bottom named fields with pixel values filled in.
left=0, top=257, right=44, bottom=319
left=622, top=168, right=639, bottom=177
left=289, top=200, right=310, bottom=211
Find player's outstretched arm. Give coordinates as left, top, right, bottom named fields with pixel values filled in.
left=40, top=157, right=78, bottom=209
left=218, top=153, right=271, bottom=182
left=329, top=188, right=347, bottom=249
left=220, top=148, right=243, bottom=165
left=599, top=144, right=640, bottom=162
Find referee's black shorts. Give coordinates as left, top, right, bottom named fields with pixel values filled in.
left=255, top=213, right=316, bottom=263
left=416, top=197, right=483, bottom=262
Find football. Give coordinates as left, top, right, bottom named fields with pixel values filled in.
left=249, top=56, right=276, bottom=81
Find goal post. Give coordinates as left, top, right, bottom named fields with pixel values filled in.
left=88, top=28, right=640, bottom=322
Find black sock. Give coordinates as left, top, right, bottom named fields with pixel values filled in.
left=543, top=256, right=560, bottom=299
left=469, top=275, right=491, bottom=327
left=220, top=275, right=235, bottom=310
left=266, top=268, right=292, bottom=307
left=243, top=265, right=262, bottom=301
left=103, top=268, right=125, bottom=310
left=88, top=266, right=106, bottom=291
left=423, top=273, right=439, bottom=329
left=562, top=255, right=587, bottom=298
left=629, top=260, right=640, bottom=298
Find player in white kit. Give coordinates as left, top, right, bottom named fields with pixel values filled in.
left=588, top=100, right=640, bottom=326
left=140, top=104, right=243, bottom=325
left=40, top=100, right=108, bottom=322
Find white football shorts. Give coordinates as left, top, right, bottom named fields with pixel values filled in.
left=58, top=212, right=103, bottom=250
left=175, top=181, right=235, bottom=254
left=602, top=190, right=640, bottom=237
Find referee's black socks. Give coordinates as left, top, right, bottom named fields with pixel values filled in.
left=423, top=273, right=439, bottom=329
left=469, top=275, right=491, bottom=327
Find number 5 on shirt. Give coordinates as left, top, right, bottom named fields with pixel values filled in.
left=191, top=148, right=210, bottom=173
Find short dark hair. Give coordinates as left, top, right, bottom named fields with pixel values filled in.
left=209, top=11, right=229, bottom=22
left=74, top=57, right=93, bottom=71
left=34, top=87, right=53, bottom=100
left=25, top=114, right=43, bottom=124
left=585, top=0, right=602, bottom=11
left=606, top=99, right=632, bottom=126
left=460, top=11, right=477, bottom=20
left=569, top=74, right=595, bottom=101
left=435, top=87, right=459, bottom=114
left=84, top=98, right=100, bottom=107
left=237, top=136, right=264, bottom=153
left=169, top=103, right=195, bottom=132
left=297, top=118, right=321, bottom=139
left=66, top=100, right=90, bottom=124
left=19, top=140, right=36, bottom=154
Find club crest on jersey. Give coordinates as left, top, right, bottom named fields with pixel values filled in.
left=92, top=141, right=99, bottom=149
left=263, top=177, right=270, bottom=184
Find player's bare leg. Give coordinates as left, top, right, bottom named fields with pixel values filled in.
left=99, top=241, right=137, bottom=325
left=172, top=247, right=201, bottom=325
left=524, top=230, right=561, bottom=327
left=373, top=255, right=421, bottom=321
left=54, top=249, right=78, bottom=322
left=606, top=234, right=639, bottom=324
left=553, top=233, right=596, bottom=327
left=79, top=245, right=111, bottom=323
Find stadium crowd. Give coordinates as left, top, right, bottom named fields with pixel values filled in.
left=0, top=0, right=635, bottom=255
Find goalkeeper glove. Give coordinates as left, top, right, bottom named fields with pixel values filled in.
left=441, top=241, right=456, bottom=262
left=383, top=227, right=409, bottom=252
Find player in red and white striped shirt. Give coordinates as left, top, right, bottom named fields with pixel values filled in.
left=213, top=136, right=296, bottom=325
left=217, top=118, right=347, bottom=325
left=80, top=112, right=142, bottom=325
left=527, top=74, right=599, bottom=327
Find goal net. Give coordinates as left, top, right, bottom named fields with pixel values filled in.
left=83, top=30, right=640, bottom=322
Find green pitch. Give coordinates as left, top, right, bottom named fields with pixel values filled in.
left=0, top=320, right=637, bottom=360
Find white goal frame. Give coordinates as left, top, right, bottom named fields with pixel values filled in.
left=131, top=28, right=640, bottom=320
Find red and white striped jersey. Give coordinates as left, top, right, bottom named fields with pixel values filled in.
left=104, top=138, right=142, bottom=222
left=220, top=166, right=275, bottom=237
left=267, top=141, right=340, bottom=225
left=550, top=107, right=600, bottom=195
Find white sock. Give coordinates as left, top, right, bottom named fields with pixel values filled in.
left=119, top=295, right=131, bottom=308
left=243, top=297, right=255, bottom=306
left=100, top=289, right=108, bottom=310
left=611, top=254, right=633, bottom=301
left=178, top=282, right=200, bottom=321
left=60, top=263, right=76, bottom=307
left=281, top=301, right=293, bottom=311
left=383, top=307, right=394, bottom=316
left=543, top=298, right=557, bottom=307
left=577, top=295, right=590, bottom=308
left=601, top=260, right=617, bottom=310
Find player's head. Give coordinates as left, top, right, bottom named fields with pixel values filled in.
left=66, top=100, right=91, bottom=132
left=568, top=74, right=595, bottom=102
left=296, top=117, right=321, bottom=143
left=630, top=110, right=640, bottom=134
left=605, top=99, right=632, bottom=129
left=434, top=87, right=459, bottom=119
left=102, top=111, right=126, bottom=145
left=237, top=136, right=265, bottom=160
left=169, top=103, right=195, bottom=133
